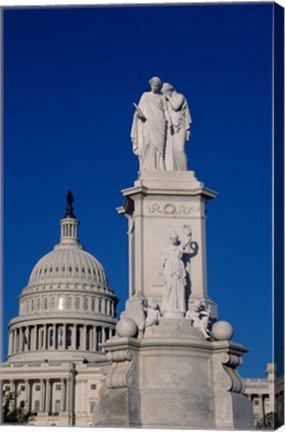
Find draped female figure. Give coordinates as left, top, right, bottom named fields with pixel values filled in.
left=131, top=77, right=168, bottom=171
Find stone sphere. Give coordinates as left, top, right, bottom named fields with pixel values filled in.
left=211, top=321, right=234, bottom=341
left=116, top=318, right=138, bottom=338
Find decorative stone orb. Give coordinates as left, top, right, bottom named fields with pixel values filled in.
left=116, top=318, right=138, bottom=338
left=211, top=321, right=234, bottom=341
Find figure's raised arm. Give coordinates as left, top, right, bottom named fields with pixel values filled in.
left=167, top=92, right=184, bottom=111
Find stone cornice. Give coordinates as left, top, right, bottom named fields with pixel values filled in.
left=8, top=314, right=117, bottom=329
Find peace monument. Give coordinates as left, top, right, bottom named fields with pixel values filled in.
left=93, top=77, right=254, bottom=429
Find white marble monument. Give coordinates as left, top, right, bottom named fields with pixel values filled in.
left=93, top=78, right=253, bottom=429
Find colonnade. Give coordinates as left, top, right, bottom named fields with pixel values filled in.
left=9, top=324, right=115, bottom=355
left=2, top=377, right=74, bottom=416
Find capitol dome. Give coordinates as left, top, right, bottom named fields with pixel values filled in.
left=7, top=191, right=118, bottom=362
left=29, top=247, right=108, bottom=287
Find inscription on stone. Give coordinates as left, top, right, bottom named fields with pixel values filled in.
left=147, top=203, right=197, bottom=215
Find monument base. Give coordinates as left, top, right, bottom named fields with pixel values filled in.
left=93, top=319, right=253, bottom=429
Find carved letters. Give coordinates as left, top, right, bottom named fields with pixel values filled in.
left=147, top=203, right=199, bottom=216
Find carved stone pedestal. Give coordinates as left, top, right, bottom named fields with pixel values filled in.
left=94, top=319, right=253, bottom=429
left=117, top=171, right=218, bottom=323
left=94, top=171, right=253, bottom=429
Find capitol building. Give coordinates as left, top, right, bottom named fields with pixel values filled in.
left=0, top=192, right=118, bottom=427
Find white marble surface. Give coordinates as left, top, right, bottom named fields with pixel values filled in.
left=118, top=170, right=218, bottom=324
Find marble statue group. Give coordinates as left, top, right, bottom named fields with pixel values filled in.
left=93, top=75, right=253, bottom=430
left=131, top=76, right=192, bottom=171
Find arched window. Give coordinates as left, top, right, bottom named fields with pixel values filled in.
left=55, top=400, right=61, bottom=413
left=92, top=298, right=96, bottom=311
left=83, top=297, right=88, bottom=311
left=37, top=298, right=41, bottom=310
left=58, top=296, right=64, bottom=311
left=98, top=299, right=102, bottom=313
left=31, top=299, right=34, bottom=311
left=34, top=400, right=40, bottom=413
left=90, top=401, right=96, bottom=413
left=75, top=297, right=80, bottom=310
left=51, top=297, right=56, bottom=309
left=104, top=300, right=108, bottom=314
left=44, top=298, right=48, bottom=310
left=67, top=296, right=72, bottom=309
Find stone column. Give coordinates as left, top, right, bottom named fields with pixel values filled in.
left=46, top=379, right=51, bottom=414
left=24, top=327, right=28, bottom=351
left=25, top=380, right=31, bottom=413
left=34, top=326, right=38, bottom=351
left=72, top=325, right=76, bottom=350
left=15, top=330, right=18, bottom=353
left=40, top=379, right=45, bottom=412
left=10, top=330, right=13, bottom=354
left=53, top=324, right=56, bottom=349
left=63, top=324, right=67, bottom=349
left=18, top=328, right=23, bottom=352
left=13, top=330, right=16, bottom=353
left=66, top=377, right=71, bottom=420
left=102, top=328, right=106, bottom=353
left=18, top=329, right=21, bottom=352
left=83, top=325, right=87, bottom=351
left=30, top=327, right=34, bottom=351
left=62, top=379, right=66, bottom=412
left=43, top=326, right=47, bottom=350
left=27, top=327, right=31, bottom=350
left=15, top=329, right=19, bottom=352
left=12, top=330, right=16, bottom=353
left=259, top=394, right=265, bottom=424
left=8, top=331, right=13, bottom=356
left=93, top=327, right=97, bottom=352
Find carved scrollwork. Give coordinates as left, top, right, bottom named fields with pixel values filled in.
left=221, top=353, right=245, bottom=394
left=106, top=349, right=136, bottom=389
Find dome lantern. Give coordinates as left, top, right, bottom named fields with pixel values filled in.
left=59, top=190, right=80, bottom=247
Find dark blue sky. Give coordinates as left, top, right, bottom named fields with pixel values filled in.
left=3, top=3, right=275, bottom=378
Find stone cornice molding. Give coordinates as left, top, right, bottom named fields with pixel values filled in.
left=8, top=314, right=117, bottom=329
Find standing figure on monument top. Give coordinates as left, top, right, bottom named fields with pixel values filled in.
left=161, top=83, right=192, bottom=171
left=131, top=76, right=169, bottom=171
left=161, top=228, right=192, bottom=317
